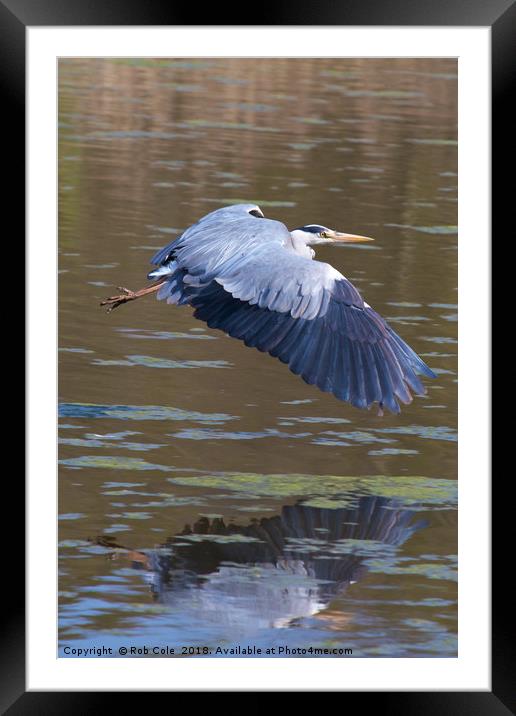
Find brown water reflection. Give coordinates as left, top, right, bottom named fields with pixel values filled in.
left=58, top=58, right=457, bottom=658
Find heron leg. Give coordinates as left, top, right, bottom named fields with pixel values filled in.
left=100, top=280, right=166, bottom=313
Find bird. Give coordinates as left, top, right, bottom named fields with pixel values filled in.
left=101, top=203, right=435, bottom=414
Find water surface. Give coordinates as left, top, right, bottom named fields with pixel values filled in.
left=59, top=58, right=457, bottom=658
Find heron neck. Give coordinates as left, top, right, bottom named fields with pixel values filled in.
left=290, top=234, right=315, bottom=258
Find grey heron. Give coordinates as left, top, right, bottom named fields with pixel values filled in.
left=101, top=203, right=435, bottom=414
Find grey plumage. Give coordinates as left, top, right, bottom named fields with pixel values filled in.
left=148, top=203, right=435, bottom=413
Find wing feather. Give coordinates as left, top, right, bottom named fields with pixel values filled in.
left=149, top=204, right=435, bottom=412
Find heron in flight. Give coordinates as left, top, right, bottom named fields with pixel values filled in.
left=101, top=204, right=435, bottom=414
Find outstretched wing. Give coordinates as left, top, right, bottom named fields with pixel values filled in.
left=151, top=205, right=435, bottom=413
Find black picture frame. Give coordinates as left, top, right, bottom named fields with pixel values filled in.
left=9, top=0, right=505, bottom=710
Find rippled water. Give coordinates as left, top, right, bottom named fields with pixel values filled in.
left=58, top=58, right=457, bottom=658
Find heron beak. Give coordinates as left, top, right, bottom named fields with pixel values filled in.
left=327, top=230, right=374, bottom=243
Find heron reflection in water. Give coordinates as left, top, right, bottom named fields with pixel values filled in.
left=95, top=496, right=426, bottom=636
left=102, top=204, right=435, bottom=414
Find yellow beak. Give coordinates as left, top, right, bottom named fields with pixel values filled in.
left=326, top=230, right=374, bottom=243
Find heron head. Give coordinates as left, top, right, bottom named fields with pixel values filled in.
left=290, top=224, right=374, bottom=246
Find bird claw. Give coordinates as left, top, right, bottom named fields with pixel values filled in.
left=100, top=289, right=135, bottom=312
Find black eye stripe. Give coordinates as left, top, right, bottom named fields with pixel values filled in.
left=294, top=225, right=327, bottom=234
left=249, top=209, right=264, bottom=218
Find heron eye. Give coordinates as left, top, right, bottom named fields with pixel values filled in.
left=320, top=231, right=329, bottom=238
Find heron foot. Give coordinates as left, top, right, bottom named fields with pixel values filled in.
left=100, top=289, right=136, bottom=312
left=100, top=279, right=167, bottom=313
